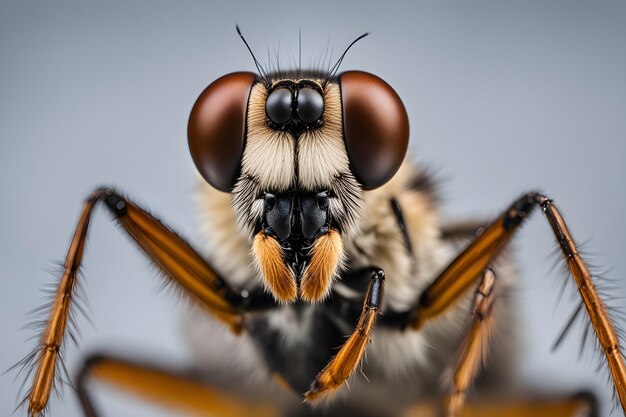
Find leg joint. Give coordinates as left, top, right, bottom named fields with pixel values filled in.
left=369, top=267, right=385, bottom=281
left=503, top=192, right=538, bottom=229
left=530, top=192, right=553, bottom=208
left=92, top=187, right=128, bottom=217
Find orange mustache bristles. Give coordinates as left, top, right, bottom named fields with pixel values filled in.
left=252, top=229, right=344, bottom=303
left=252, top=231, right=297, bottom=302
left=300, top=229, right=344, bottom=302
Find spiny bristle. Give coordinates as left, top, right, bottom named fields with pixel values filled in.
left=300, top=229, right=344, bottom=302
left=251, top=232, right=297, bottom=302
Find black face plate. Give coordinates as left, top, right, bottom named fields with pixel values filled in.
left=262, top=190, right=330, bottom=280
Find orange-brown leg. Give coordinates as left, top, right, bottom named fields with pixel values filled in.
left=442, top=269, right=593, bottom=417
left=456, top=393, right=597, bottom=417
left=447, top=269, right=497, bottom=417
left=76, top=353, right=279, bottom=417
left=17, top=188, right=276, bottom=416
left=304, top=268, right=385, bottom=402
left=408, top=192, right=626, bottom=413
left=403, top=392, right=597, bottom=417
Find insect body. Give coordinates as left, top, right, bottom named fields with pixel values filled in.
left=16, top=31, right=626, bottom=417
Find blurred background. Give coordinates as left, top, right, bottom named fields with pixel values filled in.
left=1, top=1, right=625, bottom=416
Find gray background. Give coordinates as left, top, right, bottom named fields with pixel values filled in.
left=1, top=1, right=625, bottom=416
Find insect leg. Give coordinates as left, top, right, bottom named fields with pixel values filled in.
left=75, top=353, right=279, bottom=417
left=447, top=268, right=497, bottom=417
left=21, top=187, right=274, bottom=416
left=457, top=393, right=597, bottom=417
left=440, top=220, right=487, bottom=241
left=404, top=392, right=597, bottom=417
left=406, top=192, right=626, bottom=413
left=304, top=268, right=385, bottom=402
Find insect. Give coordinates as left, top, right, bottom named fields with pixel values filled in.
left=13, top=27, right=626, bottom=417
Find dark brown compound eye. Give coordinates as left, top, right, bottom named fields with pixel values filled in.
left=188, top=72, right=256, bottom=192
left=339, top=71, right=409, bottom=190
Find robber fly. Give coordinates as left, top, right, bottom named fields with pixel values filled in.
left=14, top=27, right=626, bottom=417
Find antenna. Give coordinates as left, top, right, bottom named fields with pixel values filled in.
left=236, top=25, right=269, bottom=85
left=324, top=32, right=369, bottom=86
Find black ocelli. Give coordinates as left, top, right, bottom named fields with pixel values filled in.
left=264, top=78, right=325, bottom=137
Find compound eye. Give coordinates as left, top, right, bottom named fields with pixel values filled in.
left=296, top=87, right=324, bottom=124
left=339, top=71, right=409, bottom=190
left=188, top=72, right=256, bottom=192
left=265, top=88, right=293, bottom=124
